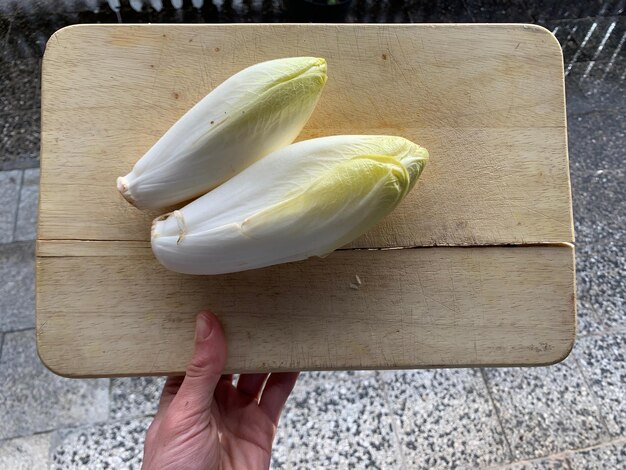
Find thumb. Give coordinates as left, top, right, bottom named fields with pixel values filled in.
left=169, top=311, right=227, bottom=418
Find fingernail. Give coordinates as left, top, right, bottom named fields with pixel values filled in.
left=195, top=312, right=213, bottom=341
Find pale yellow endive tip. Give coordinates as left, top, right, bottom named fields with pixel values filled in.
left=150, top=135, right=429, bottom=275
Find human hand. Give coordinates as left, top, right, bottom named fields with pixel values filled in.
left=142, top=311, right=299, bottom=470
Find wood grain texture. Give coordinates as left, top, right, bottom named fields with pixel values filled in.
left=40, top=24, right=573, bottom=247
left=37, top=243, right=575, bottom=377
left=37, top=24, right=576, bottom=376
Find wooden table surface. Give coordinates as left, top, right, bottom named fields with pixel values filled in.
left=37, top=24, right=575, bottom=377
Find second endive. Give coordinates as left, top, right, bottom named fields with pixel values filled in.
left=118, top=57, right=327, bottom=209
left=151, top=135, right=428, bottom=275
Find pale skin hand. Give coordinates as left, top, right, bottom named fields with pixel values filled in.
left=142, top=311, right=299, bottom=470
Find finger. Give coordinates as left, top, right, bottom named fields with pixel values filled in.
left=151, top=375, right=185, bottom=431
left=157, top=375, right=185, bottom=413
left=259, top=372, right=299, bottom=425
left=236, top=373, right=269, bottom=400
left=169, top=311, right=227, bottom=418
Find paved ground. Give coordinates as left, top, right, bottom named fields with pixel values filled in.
left=0, top=1, right=625, bottom=469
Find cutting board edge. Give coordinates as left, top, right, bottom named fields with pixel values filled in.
left=35, top=337, right=577, bottom=379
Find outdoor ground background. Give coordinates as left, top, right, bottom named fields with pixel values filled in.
left=0, top=1, right=624, bottom=468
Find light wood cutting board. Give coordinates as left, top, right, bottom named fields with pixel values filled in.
left=37, top=24, right=575, bottom=377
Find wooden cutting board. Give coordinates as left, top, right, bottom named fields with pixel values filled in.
left=37, top=24, right=575, bottom=377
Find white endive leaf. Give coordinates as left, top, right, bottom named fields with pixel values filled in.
left=151, top=135, right=428, bottom=275
left=117, top=57, right=327, bottom=209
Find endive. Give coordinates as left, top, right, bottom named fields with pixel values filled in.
left=151, top=135, right=428, bottom=275
left=117, top=57, right=327, bottom=209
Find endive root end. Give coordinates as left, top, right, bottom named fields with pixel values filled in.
left=117, top=176, right=137, bottom=206
left=150, top=211, right=186, bottom=244
left=174, top=210, right=186, bottom=245
left=151, top=213, right=170, bottom=240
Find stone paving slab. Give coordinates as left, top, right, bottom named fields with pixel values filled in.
left=575, top=242, right=626, bottom=332
left=574, top=333, right=626, bottom=437
left=575, top=297, right=602, bottom=337
left=406, top=1, right=473, bottom=23
left=571, top=170, right=626, bottom=246
left=14, top=167, right=39, bottom=241
left=0, top=57, right=40, bottom=114
left=565, top=62, right=626, bottom=115
left=0, top=432, right=52, bottom=470
left=0, top=169, right=20, bottom=242
left=568, top=111, right=626, bottom=174
left=0, top=241, right=35, bottom=332
left=0, top=108, right=40, bottom=171
left=534, top=3, right=626, bottom=22
left=499, top=456, right=569, bottom=469
left=50, top=418, right=150, bottom=470
left=463, top=0, right=534, bottom=23
left=0, top=329, right=109, bottom=440
left=568, top=439, right=626, bottom=469
left=110, top=377, right=166, bottom=420
left=298, top=370, right=377, bottom=381
left=272, top=371, right=402, bottom=469
left=551, top=16, right=626, bottom=66
left=2, top=9, right=74, bottom=61
left=381, top=368, right=509, bottom=469
left=483, top=355, right=608, bottom=460
left=563, top=76, right=588, bottom=116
